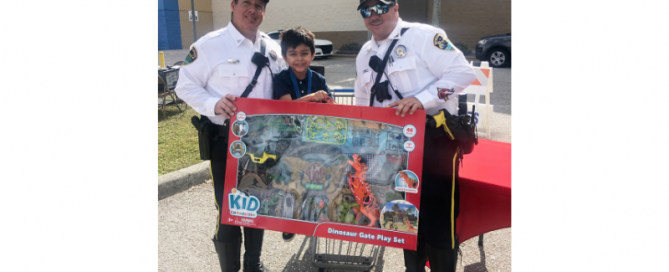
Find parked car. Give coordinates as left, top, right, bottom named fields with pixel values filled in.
left=267, top=30, right=334, bottom=58
left=475, top=33, right=511, bottom=68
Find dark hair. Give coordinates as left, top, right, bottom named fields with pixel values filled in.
left=279, top=27, right=316, bottom=57
left=233, top=0, right=269, bottom=6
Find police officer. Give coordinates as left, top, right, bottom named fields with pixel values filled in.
left=175, top=0, right=285, bottom=271
left=353, top=1, right=476, bottom=271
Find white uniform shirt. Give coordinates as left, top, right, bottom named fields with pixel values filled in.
left=354, top=19, right=476, bottom=116
left=176, top=21, right=286, bottom=125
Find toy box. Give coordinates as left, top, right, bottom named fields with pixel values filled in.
left=222, top=97, right=425, bottom=250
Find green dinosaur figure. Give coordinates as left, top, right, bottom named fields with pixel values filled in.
left=268, top=174, right=286, bottom=182
left=260, top=191, right=285, bottom=215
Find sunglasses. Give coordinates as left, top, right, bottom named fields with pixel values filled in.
left=360, top=4, right=394, bottom=19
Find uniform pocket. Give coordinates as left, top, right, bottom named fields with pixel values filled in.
left=387, top=56, right=418, bottom=93
left=218, top=65, right=249, bottom=93
left=359, top=70, right=374, bottom=90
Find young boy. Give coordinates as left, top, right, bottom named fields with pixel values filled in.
left=273, top=27, right=333, bottom=242
left=273, top=27, right=334, bottom=103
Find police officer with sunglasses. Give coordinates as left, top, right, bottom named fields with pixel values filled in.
left=353, top=1, right=476, bottom=271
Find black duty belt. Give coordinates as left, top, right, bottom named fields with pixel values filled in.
left=204, top=117, right=229, bottom=138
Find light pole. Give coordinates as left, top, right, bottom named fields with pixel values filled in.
left=431, top=0, right=441, bottom=28
left=191, top=0, right=197, bottom=43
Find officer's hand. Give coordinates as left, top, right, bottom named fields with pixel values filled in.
left=386, top=97, right=424, bottom=117
left=214, top=94, right=237, bottom=119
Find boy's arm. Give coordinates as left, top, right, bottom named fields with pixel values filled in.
left=278, top=94, right=293, bottom=101
left=322, top=81, right=335, bottom=103
left=295, top=92, right=327, bottom=102
left=323, top=80, right=333, bottom=98
left=272, top=72, right=293, bottom=100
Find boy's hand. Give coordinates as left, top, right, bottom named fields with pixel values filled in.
left=310, top=90, right=329, bottom=102
left=322, top=96, right=336, bottom=104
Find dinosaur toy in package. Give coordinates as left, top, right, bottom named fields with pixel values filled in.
left=220, top=99, right=426, bottom=250
left=347, top=154, right=381, bottom=227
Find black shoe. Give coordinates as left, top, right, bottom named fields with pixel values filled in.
left=282, top=232, right=295, bottom=242
left=213, top=237, right=242, bottom=272
left=245, top=260, right=271, bottom=272
left=243, top=228, right=271, bottom=272
left=425, top=243, right=458, bottom=272
left=403, top=246, right=428, bottom=272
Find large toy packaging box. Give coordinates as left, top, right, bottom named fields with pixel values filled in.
left=222, top=98, right=426, bottom=250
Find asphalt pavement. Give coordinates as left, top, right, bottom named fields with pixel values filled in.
left=158, top=49, right=511, bottom=271
left=159, top=180, right=511, bottom=272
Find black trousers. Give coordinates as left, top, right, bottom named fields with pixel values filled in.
left=403, top=124, right=461, bottom=270
left=210, top=135, right=265, bottom=245
left=417, top=124, right=460, bottom=250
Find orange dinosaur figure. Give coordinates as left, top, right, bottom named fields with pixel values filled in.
left=347, top=154, right=380, bottom=227
left=398, top=171, right=418, bottom=189
left=404, top=217, right=417, bottom=233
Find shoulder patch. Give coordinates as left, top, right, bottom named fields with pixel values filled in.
left=183, top=47, right=198, bottom=66
left=437, top=88, right=455, bottom=101
left=433, top=33, right=455, bottom=51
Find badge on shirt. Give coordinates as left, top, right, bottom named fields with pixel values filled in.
left=269, top=50, right=277, bottom=61
left=437, top=88, right=455, bottom=101
left=183, top=47, right=198, bottom=66
left=228, top=59, right=239, bottom=64
left=394, top=45, right=407, bottom=58
left=433, top=33, right=455, bottom=51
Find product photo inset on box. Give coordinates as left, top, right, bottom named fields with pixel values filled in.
left=221, top=98, right=425, bottom=250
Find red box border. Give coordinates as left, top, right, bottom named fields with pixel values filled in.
left=221, top=97, right=426, bottom=250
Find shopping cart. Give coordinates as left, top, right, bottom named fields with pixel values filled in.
left=332, top=89, right=355, bottom=105
left=311, top=234, right=381, bottom=272
left=307, top=68, right=377, bottom=271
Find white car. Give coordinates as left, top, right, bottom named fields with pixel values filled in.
left=267, top=30, right=333, bottom=58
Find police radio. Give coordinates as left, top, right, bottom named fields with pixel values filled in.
left=251, top=52, right=269, bottom=68
left=368, top=56, right=403, bottom=103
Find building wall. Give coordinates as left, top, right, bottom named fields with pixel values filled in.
left=212, top=0, right=370, bottom=52
left=159, top=0, right=183, bottom=50
left=397, top=0, right=429, bottom=24
left=179, top=0, right=214, bottom=49
left=213, top=0, right=366, bottom=32
left=208, top=0, right=510, bottom=54
left=430, top=0, right=511, bottom=53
